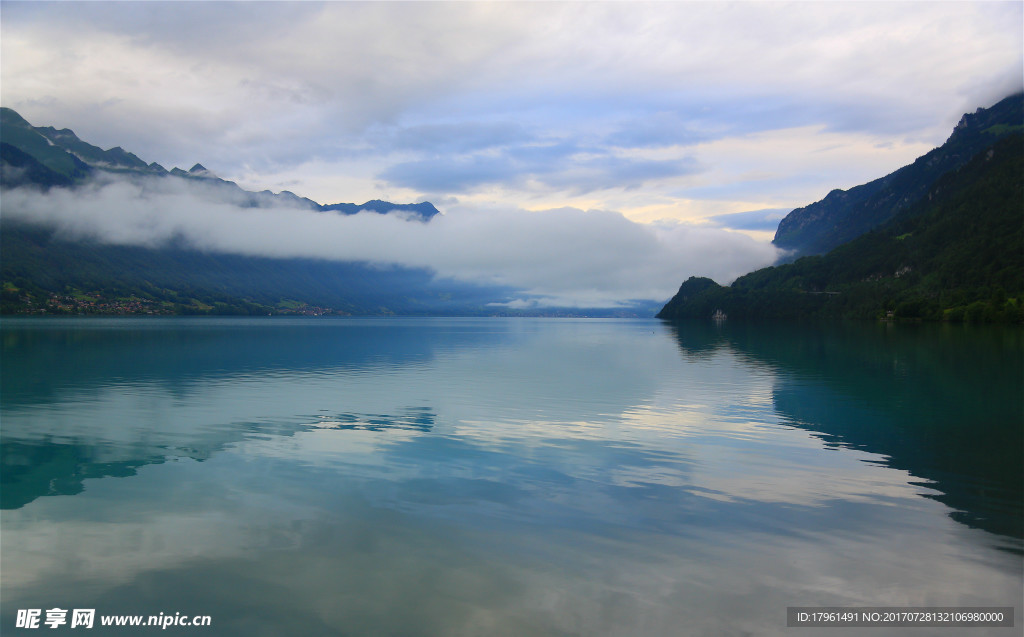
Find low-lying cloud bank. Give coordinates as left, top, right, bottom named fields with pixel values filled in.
left=2, top=175, right=780, bottom=308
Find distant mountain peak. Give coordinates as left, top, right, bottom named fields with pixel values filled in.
left=188, top=163, right=215, bottom=178
left=319, top=200, right=441, bottom=220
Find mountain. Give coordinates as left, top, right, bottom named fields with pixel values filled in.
left=773, top=93, right=1023, bottom=257
left=0, top=108, right=484, bottom=315
left=1, top=107, right=154, bottom=181
left=0, top=142, right=79, bottom=189
left=0, top=106, right=438, bottom=219
left=658, top=130, right=1024, bottom=322
left=322, top=200, right=440, bottom=219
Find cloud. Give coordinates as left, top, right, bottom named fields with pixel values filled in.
left=374, top=122, right=532, bottom=155
left=380, top=145, right=700, bottom=196
left=0, top=2, right=528, bottom=170
left=705, top=208, right=791, bottom=233
left=2, top=1, right=1020, bottom=218
left=381, top=155, right=517, bottom=194
left=2, top=175, right=779, bottom=307
left=604, top=112, right=718, bottom=150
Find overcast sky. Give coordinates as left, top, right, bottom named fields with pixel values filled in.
left=2, top=1, right=1021, bottom=307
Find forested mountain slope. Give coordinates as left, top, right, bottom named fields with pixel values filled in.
left=659, top=133, right=1024, bottom=322
left=773, top=93, right=1022, bottom=257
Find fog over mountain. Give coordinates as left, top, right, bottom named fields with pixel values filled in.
left=2, top=171, right=777, bottom=309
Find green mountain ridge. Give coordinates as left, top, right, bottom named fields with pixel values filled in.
left=658, top=132, right=1024, bottom=323
left=773, top=93, right=1023, bottom=257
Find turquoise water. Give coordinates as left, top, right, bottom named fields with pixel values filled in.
left=2, top=317, right=1021, bottom=636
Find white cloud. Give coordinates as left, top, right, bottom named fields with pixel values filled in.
left=2, top=175, right=779, bottom=307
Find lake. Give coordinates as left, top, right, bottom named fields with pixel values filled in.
left=1, top=317, right=1021, bottom=636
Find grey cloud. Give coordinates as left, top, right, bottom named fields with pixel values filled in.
left=377, top=122, right=532, bottom=155
left=2, top=1, right=319, bottom=48
left=539, top=155, right=701, bottom=194
left=380, top=156, right=517, bottom=193
left=676, top=173, right=840, bottom=204
left=1, top=2, right=526, bottom=172
left=605, top=111, right=719, bottom=149
left=380, top=140, right=701, bottom=195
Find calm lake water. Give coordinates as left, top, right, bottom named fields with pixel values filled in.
left=2, top=317, right=1021, bottom=636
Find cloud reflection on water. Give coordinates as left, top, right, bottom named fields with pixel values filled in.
left=1, top=318, right=1020, bottom=635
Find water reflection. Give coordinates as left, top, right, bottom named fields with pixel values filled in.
left=1, top=318, right=671, bottom=510
left=2, top=317, right=1021, bottom=636
left=665, top=320, right=1024, bottom=544
left=0, top=317, right=514, bottom=409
